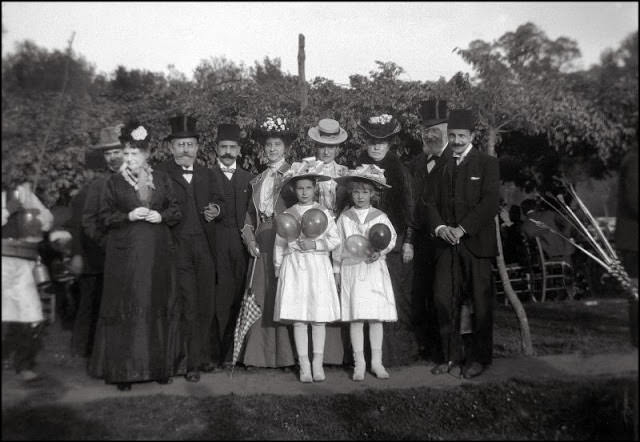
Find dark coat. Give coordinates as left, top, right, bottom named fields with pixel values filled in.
left=212, top=165, right=254, bottom=230
left=424, top=147, right=500, bottom=259
left=155, top=161, right=225, bottom=258
left=615, top=149, right=638, bottom=252
left=413, top=146, right=452, bottom=231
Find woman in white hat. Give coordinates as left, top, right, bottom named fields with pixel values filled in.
left=307, top=118, right=350, bottom=367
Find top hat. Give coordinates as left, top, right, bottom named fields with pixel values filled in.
left=216, top=123, right=241, bottom=143
left=166, top=115, right=199, bottom=140
left=419, top=99, right=448, bottom=128
left=254, top=115, right=297, bottom=145
left=335, top=164, right=391, bottom=190
left=448, top=109, right=475, bottom=130
left=357, top=113, right=401, bottom=139
left=91, top=124, right=124, bottom=150
left=308, top=118, right=348, bottom=145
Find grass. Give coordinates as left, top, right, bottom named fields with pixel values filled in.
left=2, top=377, right=637, bottom=440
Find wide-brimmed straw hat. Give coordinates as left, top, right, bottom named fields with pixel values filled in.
left=308, top=118, right=348, bottom=145
left=254, top=115, right=298, bottom=145
left=357, top=113, right=401, bottom=139
left=335, top=164, right=391, bottom=190
left=279, top=157, right=331, bottom=190
left=91, top=124, right=124, bottom=150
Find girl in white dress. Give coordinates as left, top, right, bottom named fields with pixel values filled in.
left=273, top=167, right=341, bottom=383
left=334, top=165, right=397, bottom=381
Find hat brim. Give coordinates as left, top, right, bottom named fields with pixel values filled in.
left=254, top=129, right=297, bottom=144
left=165, top=132, right=200, bottom=141
left=420, top=118, right=448, bottom=128
left=90, top=142, right=122, bottom=150
left=281, top=173, right=331, bottom=189
left=357, top=121, right=401, bottom=139
left=307, top=127, right=348, bottom=145
left=335, top=175, right=391, bottom=190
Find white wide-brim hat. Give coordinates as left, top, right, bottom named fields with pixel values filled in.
left=308, top=118, right=348, bottom=145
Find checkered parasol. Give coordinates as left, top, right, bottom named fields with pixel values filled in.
left=231, top=257, right=261, bottom=375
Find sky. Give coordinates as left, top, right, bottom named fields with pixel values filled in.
left=2, top=2, right=638, bottom=85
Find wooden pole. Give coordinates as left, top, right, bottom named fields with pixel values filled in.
left=298, top=33, right=307, bottom=111
left=32, top=31, right=75, bottom=193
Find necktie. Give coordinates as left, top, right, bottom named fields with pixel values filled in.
left=453, top=153, right=463, bottom=166
left=221, top=167, right=235, bottom=174
left=182, top=170, right=193, bottom=174
left=426, top=157, right=436, bottom=173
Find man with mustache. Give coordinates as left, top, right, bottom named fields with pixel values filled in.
left=423, top=109, right=500, bottom=379
left=156, top=115, right=224, bottom=382
left=66, top=124, right=125, bottom=359
left=209, top=123, right=254, bottom=368
left=411, top=99, right=452, bottom=366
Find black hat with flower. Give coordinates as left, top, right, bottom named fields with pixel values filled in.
left=254, top=115, right=298, bottom=145
left=120, top=121, right=150, bottom=149
left=357, top=113, right=401, bottom=139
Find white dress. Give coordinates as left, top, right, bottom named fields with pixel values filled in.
left=334, top=207, right=398, bottom=322
left=273, top=203, right=341, bottom=323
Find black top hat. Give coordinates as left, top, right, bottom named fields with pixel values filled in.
left=167, top=115, right=199, bottom=140
left=448, top=109, right=475, bottom=130
left=419, top=99, right=448, bottom=127
left=357, top=113, right=401, bottom=139
left=216, top=123, right=241, bottom=143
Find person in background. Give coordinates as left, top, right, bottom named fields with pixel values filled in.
left=66, top=124, right=124, bottom=359
left=210, top=123, right=254, bottom=368
left=521, top=198, right=575, bottom=264
left=2, top=181, right=54, bottom=381
left=156, top=115, right=224, bottom=382
left=355, top=112, right=417, bottom=364
left=411, top=99, right=451, bottom=365
left=307, top=117, right=350, bottom=367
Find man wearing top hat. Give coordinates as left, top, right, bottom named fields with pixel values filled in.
left=411, top=99, right=452, bottom=364
left=66, top=124, right=125, bottom=358
left=423, top=109, right=499, bottom=379
left=156, top=115, right=224, bottom=382
left=210, top=123, right=254, bottom=368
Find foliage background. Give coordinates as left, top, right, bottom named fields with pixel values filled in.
left=2, top=23, right=637, bottom=208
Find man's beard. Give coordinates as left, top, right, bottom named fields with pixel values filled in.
left=107, top=159, right=123, bottom=173
left=174, top=155, right=195, bottom=166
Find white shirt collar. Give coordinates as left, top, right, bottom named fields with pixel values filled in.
left=268, top=158, right=285, bottom=170
left=176, top=161, right=193, bottom=171
left=218, top=160, right=237, bottom=170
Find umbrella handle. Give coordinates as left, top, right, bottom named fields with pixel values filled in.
left=247, top=256, right=258, bottom=291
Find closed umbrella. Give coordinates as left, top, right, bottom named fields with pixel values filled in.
left=231, top=257, right=261, bottom=376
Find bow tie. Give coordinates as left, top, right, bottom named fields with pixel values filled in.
left=221, top=167, right=235, bottom=174
left=182, top=169, right=193, bottom=174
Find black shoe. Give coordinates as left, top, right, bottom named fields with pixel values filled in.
left=117, top=383, right=132, bottom=391
left=157, top=377, right=173, bottom=385
left=185, top=371, right=201, bottom=382
left=200, top=362, right=217, bottom=373
left=462, top=362, right=484, bottom=379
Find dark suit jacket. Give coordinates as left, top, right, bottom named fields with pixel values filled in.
left=155, top=161, right=224, bottom=257
left=425, top=146, right=500, bottom=259
left=212, top=164, right=254, bottom=230
left=413, top=146, right=452, bottom=231
left=615, top=149, right=638, bottom=252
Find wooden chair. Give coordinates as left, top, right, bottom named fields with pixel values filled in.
left=494, top=263, right=537, bottom=305
left=530, top=236, right=576, bottom=302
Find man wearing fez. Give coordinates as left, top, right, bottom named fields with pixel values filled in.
left=156, top=115, right=224, bottom=382
left=423, top=109, right=499, bottom=379
left=210, top=123, right=254, bottom=368
left=66, top=124, right=124, bottom=358
left=411, top=99, right=452, bottom=363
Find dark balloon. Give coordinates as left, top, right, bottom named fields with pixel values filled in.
left=301, top=208, right=328, bottom=239
left=369, top=223, right=392, bottom=251
left=275, top=213, right=301, bottom=241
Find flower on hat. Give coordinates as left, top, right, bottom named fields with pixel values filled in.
left=131, top=126, right=148, bottom=141
left=281, top=157, right=324, bottom=181
left=260, top=116, right=290, bottom=133
left=368, top=114, right=393, bottom=126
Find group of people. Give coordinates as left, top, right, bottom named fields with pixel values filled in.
left=2, top=99, right=503, bottom=388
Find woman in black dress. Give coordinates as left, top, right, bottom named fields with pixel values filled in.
left=88, top=122, right=182, bottom=391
